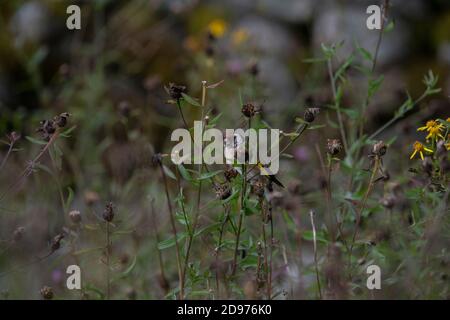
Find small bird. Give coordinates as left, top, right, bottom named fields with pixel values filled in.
left=257, top=162, right=285, bottom=188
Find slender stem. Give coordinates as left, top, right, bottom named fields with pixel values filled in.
left=160, top=163, right=184, bottom=299
left=181, top=81, right=208, bottom=293
left=348, top=157, right=380, bottom=262
left=105, top=221, right=111, bottom=300
left=231, top=117, right=251, bottom=276
left=150, top=199, right=169, bottom=295
left=0, top=143, right=13, bottom=172
left=309, top=210, right=322, bottom=299
left=327, top=59, right=348, bottom=153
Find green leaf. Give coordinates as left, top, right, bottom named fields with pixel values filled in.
left=25, top=136, right=47, bottom=145
left=198, top=170, right=222, bottom=181
left=177, top=164, right=192, bottom=181
left=163, top=165, right=176, bottom=180
left=302, top=230, right=328, bottom=244
left=60, top=126, right=77, bottom=138
left=158, top=232, right=187, bottom=250
left=181, top=93, right=201, bottom=107
left=73, top=246, right=103, bottom=256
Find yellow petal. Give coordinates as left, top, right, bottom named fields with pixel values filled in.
left=424, top=147, right=433, bottom=153
left=410, top=150, right=417, bottom=159
left=420, top=152, right=424, bottom=160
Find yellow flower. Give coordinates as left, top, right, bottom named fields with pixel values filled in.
left=232, top=28, right=249, bottom=46
left=417, top=119, right=445, bottom=141
left=208, top=19, right=227, bottom=38
left=417, top=119, right=438, bottom=131
left=446, top=117, right=450, bottom=122
left=410, top=141, right=433, bottom=160
left=425, top=126, right=445, bottom=140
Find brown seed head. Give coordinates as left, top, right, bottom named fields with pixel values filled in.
left=103, top=202, right=115, bottom=222
left=241, top=103, right=256, bottom=118
left=51, top=233, right=64, bottom=252
left=224, top=165, right=238, bottom=181
left=69, top=210, right=82, bottom=224
left=372, top=141, right=387, bottom=157
left=214, top=184, right=232, bottom=200
left=40, top=286, right=53, bottom=300
left=13, top=226, right=25, bottom=242
left=304, top=107, right=320, bottom=123
left=327, top=139, right=342, bottom=156
left=7, top=131, right=21, bottom=144
left=53, top=112, right=70, bottom=128
left=168, top=83, right=187, bottom=101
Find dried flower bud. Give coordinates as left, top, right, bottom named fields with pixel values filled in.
left=69, top=210, right=81, bottom=224
left=251, top=178, right=266, bottom=198
left=224, top=165, right=238, bottom=181
left=304, top=108, right=320, bottom=123
left=53, top=113, right=70, bottom=128
left=7, top=131, right=21, bottom=144
left=103, top=202, right=115, bottom=222
left=13, top=226, right=25, bottom=242
left=51, top=234, right=64, bottom=252
left=248, top=62, right=259, bottom=77
left=168, top=83, right=187, bottom=101
left=372, top=141, right=387, bottom=157
left=241, top=103, right=256, bottom=118
left=152, top=153, right=163, bottom=166
left=40, top=286, right=53, bottom=300
left=327, top=139, right=342, bottom=156
left=214, top=184, right=232, bottom=200
left=84, top=191, right=99, bottom=206
left=380, top=195, right=396, bottom=209
left=118, top=101, right=131, bottom=118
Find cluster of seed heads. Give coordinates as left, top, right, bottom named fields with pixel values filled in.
left=214, top=183, right=232, bottom=200
left=224, top=165, right=238, bottom=181
left=36, top=112, right=70, bottom=140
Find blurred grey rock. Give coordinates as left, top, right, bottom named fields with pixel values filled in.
left=10, top=1, right=50, bottom=47
left=313, top=5, right=409, bottom=67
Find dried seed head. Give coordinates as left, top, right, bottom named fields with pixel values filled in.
left=7, top=131, right=21, bottom=144
left=69, top=210, right=81, bottom=224
left=372, top=141, right=387, bottom=157
left=84, top=190, right=100, bottom=206
left=214, top=184, right=232, bottom=200
left=168, top=83, right=187, bottom=101
left=53, top=113, right=70, bottom=128
left=13, top=226, right=25, bottom=242
left=224, top=165, right=238, bottom=181
left=251, top=178, right=266, bottom=198
left=37, top=119, right=56, bottom=140
left=40, top=286, right=53, bottom=300
left=118, top=101, right=131, bottom=118
left=380, top=195, right=396, bottom=209
left=241, top=103, right=256, bottom=118
left=248, top=62, right=259, bottom=77
left=152, top=153, right=163, bottom=166
left=51, top=233, right=64, bottom=252
left=304, top=107, right=320, bottom=123
left=327, top=139, right=342, bottom=156
left=103, top=202, right=115, bottom=222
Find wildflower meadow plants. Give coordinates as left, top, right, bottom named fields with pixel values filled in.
left=0, top=4, right=449, bottom=301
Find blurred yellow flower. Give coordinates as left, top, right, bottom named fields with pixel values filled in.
left=417, top=119, right=445, bottom=141
left=410, top=141, right=433, bottom=160
left=232, top=28, right=249, bottom=46
left=208, top=19, right=227, bottom=38
left=417, top=119, right=438, bottom=131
